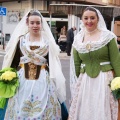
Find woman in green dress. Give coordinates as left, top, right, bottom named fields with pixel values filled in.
left=69, top=7, right=120, bottom=120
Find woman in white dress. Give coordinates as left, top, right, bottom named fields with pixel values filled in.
left=69, top=7, right=120, bottom=120
left=1, top=10, right=67, bottom=120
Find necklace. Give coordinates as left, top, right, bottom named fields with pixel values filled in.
left=85, top=28, right=98, bottom=51
left=85, top=28, right=98, bottom=36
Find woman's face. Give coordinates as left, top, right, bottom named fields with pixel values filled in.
left=27, top=15, right=41, bottom=34
left=82, top=10, right=99, bottom=32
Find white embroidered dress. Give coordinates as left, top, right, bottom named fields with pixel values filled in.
left=4, top=34, right=61, bottom=120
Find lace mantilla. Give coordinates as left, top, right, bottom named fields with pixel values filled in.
left=73, top=30, right=116, bottom=53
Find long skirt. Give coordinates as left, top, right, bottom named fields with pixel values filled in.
left=4, top=68, right=61, bottom=120
left=69, top=71, right=118, bottom=120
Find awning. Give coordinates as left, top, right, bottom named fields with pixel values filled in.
left=49, top=4, right=120, bottom=17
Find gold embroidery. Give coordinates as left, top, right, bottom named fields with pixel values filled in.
left=50, top=96, right=54, bottom=105
left=53, top=106, right=57, bottom=116
left=7, top=99, right=17, bottom=119
left=28, top=62, right=37, bottom=80
left=30, top=46, right=40, bottom=50
left=22, top=100, right=42, bottom=117
left=20, top=63, right=24, bottom=68
left=50, top=96, right=59, bottom=116
left=23, top=101, right=32, bottom=107
left=41, top=65, right=46, bottom=69
left=46, top=108, right=52, bottom=118
left=32, top=101, right=41, bottom=106
left=86, top=43, right=91, bottom=51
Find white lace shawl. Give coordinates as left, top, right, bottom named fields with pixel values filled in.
left=73, top=30, right=116, bottom=53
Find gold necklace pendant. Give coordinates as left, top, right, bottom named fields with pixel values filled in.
left=86, top=43, right=91, bottom=51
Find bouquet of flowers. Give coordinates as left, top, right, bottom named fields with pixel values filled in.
left=0, top=67, right=19, bottom=109
left=110, top=77, right=120, bottom=100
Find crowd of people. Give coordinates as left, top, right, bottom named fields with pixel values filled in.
left=0, top=6, right=120, bottom=120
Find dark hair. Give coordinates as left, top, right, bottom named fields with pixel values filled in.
left=82, top=7, right=99, bottom=19
left=26, top=10, right=42, bottom=23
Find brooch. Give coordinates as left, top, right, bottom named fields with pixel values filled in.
left=86, top=43, right=91, bottom=51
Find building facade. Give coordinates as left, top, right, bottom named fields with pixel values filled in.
left=0, top=0, right=120, bottom=42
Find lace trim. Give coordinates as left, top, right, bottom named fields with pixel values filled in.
left=107, top=71, right=118, bottom=120
left=19, top=34, right=48, bottom=65
left=20, top=34, right=49, bottom=57
left=73, top=30, right=115, bottom=53
left=68, top=74, right=83, bottom=120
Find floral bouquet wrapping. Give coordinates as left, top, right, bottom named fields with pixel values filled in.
left=110, top=77, right=120, bottom=100
left=0, top=67, right=19, bottom=109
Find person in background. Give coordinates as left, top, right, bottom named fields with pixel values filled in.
left=58, top=26, right=67, bottom=42
left=66, top=26, right=76, bottom=56
left=58, top=26, right=67, bottom=52
left=68, top=6, right=120, bottom=120
left=0, top=10, right=67, bottom=120
left=0, top=30, right=4, bottom=45
left=0, top=30, right=4, bottom=37
left=60, top=26, right=67, bottom=36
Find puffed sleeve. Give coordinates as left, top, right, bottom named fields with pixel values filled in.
left=108, top=38, right=120, bottom=77
left=73, top=47, right=82, bottom=77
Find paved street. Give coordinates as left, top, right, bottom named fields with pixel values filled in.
left=59, top=52, right=71, bottom=110
left=0, top=54, right=4, bottom=69
left=0, top=47, right=71, bottom=111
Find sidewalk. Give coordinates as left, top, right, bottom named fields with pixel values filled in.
left=0, top=45, right=6, bottom=54
left=59, top=51, right=70, bottom=59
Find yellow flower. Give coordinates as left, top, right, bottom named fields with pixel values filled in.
left=1, top=71, right=16, bottom=81
left=111, top=77, right=120, bottom=90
